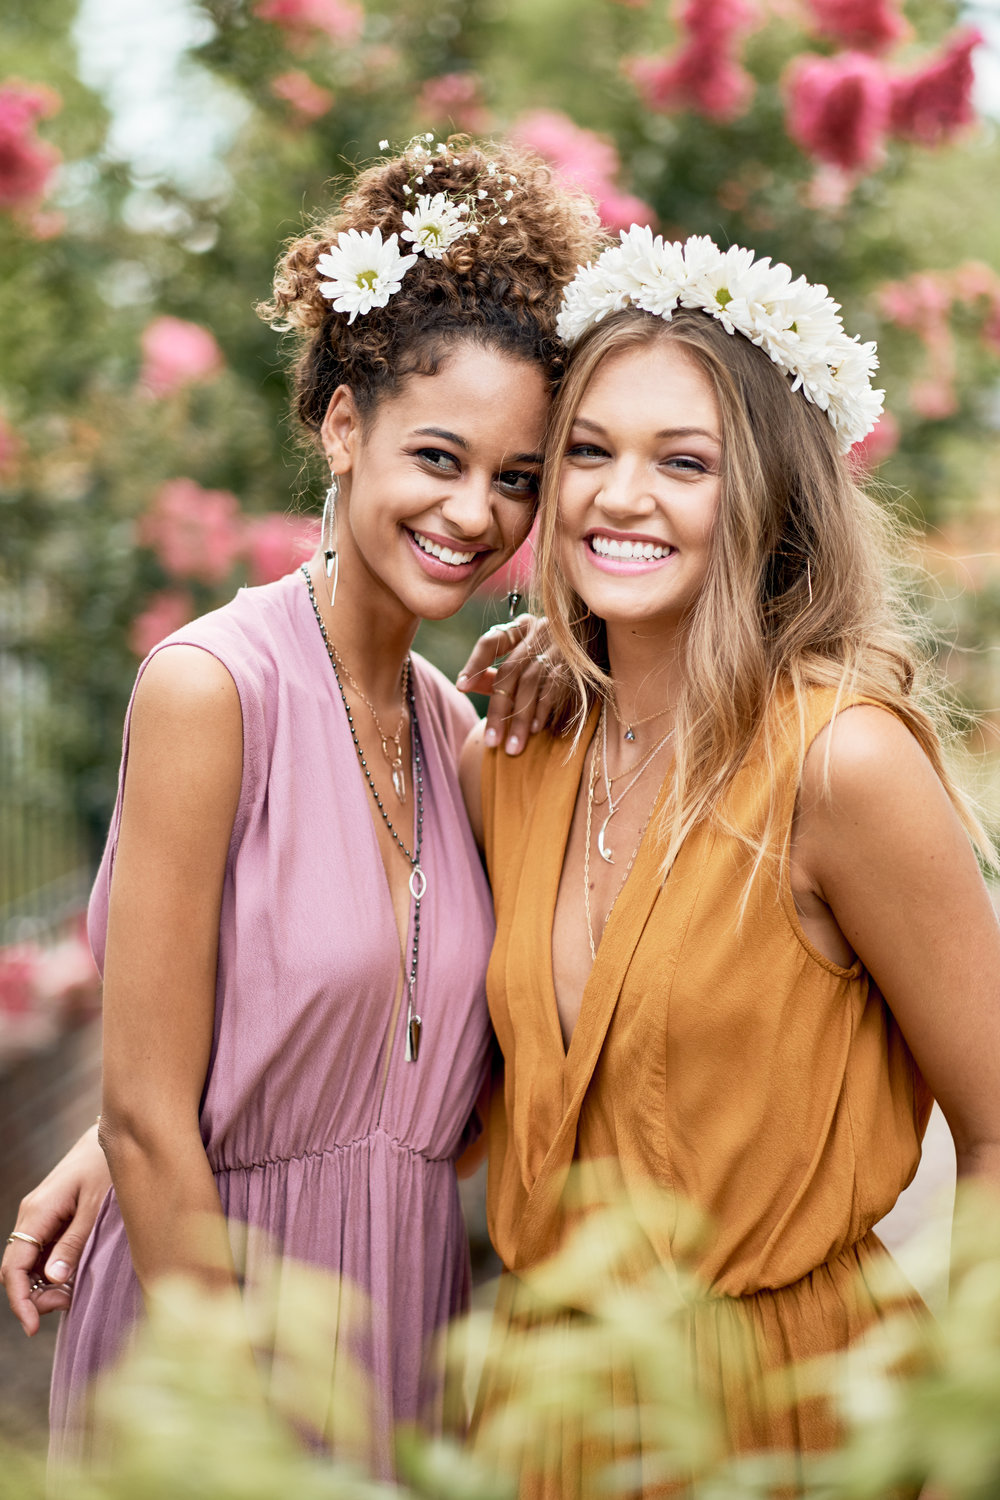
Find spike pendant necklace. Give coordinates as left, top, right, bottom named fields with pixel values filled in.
left=302, top=566, right=425, bottom=1061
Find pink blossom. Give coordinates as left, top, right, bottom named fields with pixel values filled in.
left=270, top=70, right=334, bottom=120
left=805, top=0, right=909, bottom=55
left=784, top=52, right=891, bottom=173
left=254, top=0, right=363, bottom=46
left=35, top=937, right=101, bottom=1020
left=910, top=378, right=958, bottom=421
left=0, top=80, right=61, bottom=212
left=851, top=410, right=900, bottom=470
left=877, top=272, right=952, bottom=330
left=0, top=944, right=40, bottom=1017
left=139, top=478, right=245, bottom=585
left=415, top=72, right=490, bottom=133
left=625, top=0, right=757, bottom=122
left=139, top=316, right=224, bottom=399
left=513, top=109, right=655, bottom=231
left=0, top=411, right=20, bottom=479
left=982, top=301, right=1000, bottom=357
left=890, top=28, right=982, bottom=147
left=129, top=590, right=195, bottom=658
left=245, top=513, right=319, bottom=585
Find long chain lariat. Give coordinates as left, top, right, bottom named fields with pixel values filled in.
left=584, top=734, right=656, bottom=964
left=302, top=565, right=426, bottom=1061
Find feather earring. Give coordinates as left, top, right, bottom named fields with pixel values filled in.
left=321, top=474, right=340, bottom=609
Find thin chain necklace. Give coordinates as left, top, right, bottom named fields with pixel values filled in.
left=610, top=692, right=672, bottom=743
left=595, top=704, right=674, bottom=864
left=302, top=565, right=426, bottom=1061
left=584, top=736, right=657, bottom=963
left=322, top=631, right=410, bottom=802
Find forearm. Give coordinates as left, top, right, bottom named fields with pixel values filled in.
left=99, top=1112, right=236, bottom=1300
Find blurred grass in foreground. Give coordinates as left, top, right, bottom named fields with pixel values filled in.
left=4, top=1181, right=1000, bottom=1499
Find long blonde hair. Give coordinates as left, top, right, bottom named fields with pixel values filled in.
left=535, top=306, right=991, bottom=882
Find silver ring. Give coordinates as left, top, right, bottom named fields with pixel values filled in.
left=534, top=652, right=549, bottom=665
left=492, top=687, right=514, bottom=699
left=6, top=1231, right=43, bottom=1250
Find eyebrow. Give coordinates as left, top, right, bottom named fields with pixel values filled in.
left=413, top=426, right=544, bottom=465
left=572, top=416, right=721, bottom=444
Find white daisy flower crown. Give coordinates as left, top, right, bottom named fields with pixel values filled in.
left=316, top=134, right=518, bottom=326
left=556, top=226, right=884, bottom=453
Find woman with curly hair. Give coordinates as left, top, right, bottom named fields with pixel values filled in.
left=463, top=232, right=1000, bottom=1494
left=1, top=137, right=598, bottom=1476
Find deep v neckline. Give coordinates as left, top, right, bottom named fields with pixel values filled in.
left=544, top=704, right=676, bottom=1067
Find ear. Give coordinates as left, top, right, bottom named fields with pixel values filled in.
left=320, top=386, right=361, bottom=473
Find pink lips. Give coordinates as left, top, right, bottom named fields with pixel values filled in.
left=404, top=527, right=490, bottom=583
left=584, top=531, right=675, bottom=576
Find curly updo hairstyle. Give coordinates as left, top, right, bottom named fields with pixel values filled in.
left=258, top=137, right=603, bottom=436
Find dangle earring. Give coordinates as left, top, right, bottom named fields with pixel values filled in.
left=506, top=589, right=522, bottom=621
left=321, top=472, right=340, bottom=609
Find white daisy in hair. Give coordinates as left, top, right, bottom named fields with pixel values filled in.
left=615, top=225, right=686, bottom=316
left=401, top=192, right=474, bottom=258
left=317, top=228, right=418, bottom=323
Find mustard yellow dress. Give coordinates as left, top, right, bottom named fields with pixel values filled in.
left=474, top=690, right=932, bottom=1495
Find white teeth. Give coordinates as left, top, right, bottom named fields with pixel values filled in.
left=412, top=531, right=477, bottom=566
left=590, top=535, right=670, bottom=560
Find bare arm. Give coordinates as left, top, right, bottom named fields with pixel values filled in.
left=459, top=718, right=487, bottom=851
left=98, top=644, right=243, bottom=1298
left=793, top=706, right=1000, bottom=1185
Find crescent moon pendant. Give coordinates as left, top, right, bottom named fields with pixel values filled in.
left=597, top=816, right=615, bottom=864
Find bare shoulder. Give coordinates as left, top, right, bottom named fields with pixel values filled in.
left=132, top=645, right=241, bottom=731
left=802, top=703, right=946, bottom=816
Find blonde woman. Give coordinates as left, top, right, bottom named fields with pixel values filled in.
left=462, top=233, right=1000, bottom=1493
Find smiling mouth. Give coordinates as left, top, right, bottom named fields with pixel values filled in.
left=410, top=529, right=483, bottom=567
left=588, top=534, right=674, bottom=561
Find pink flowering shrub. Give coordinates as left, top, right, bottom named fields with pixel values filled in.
left=139, top=316, right=224, bottom=399
left=0, top=80, right=61, bottom=214
left=877, top=263, right=1000, bottom=420
left=270, top=70, right=334, bottom=120
left=0, top=932, right=101, bottom=1061
left=0, top=411, right=20, bottom=480
left=805, top=0, right=908, bottom=56
left=415, top=72, right=490, bottom=133
left=626, top=0, right=757, bottom=123
left=139, top=478, right=245, bottom=585
left=129, top=589, right=196, bottom=658
left=851, top=410, right=901, bottom=471
left=889, top=27, right=982, bottom=147
left=254, top=0, right=363, bottom=46
left=784, top=52, right=891, bottom=173
left=513, top=110, right=654, bottom=232
left=245, top=513, right=318, bottom=585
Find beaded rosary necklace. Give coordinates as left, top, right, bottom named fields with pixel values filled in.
left=302, top=565, right=426, bottom=1062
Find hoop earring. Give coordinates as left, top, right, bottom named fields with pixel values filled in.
left=322, top=474, right=340, bottom=609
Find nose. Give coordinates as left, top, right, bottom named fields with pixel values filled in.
left=595, top=456, right=655, bottom=519
left=439, top=470, right=495, bottom=539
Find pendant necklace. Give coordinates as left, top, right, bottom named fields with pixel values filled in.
left=302, top=566, right=426, bottom=1061
left=584, top=737, right=657, bottom=963
left=595, top=704, right=674, bottom=864
left=610, top=692, right=672, bottom=744
left=313, top=613, right=410, bottom=802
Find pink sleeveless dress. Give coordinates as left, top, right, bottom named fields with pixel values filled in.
left=49, top=569, right=495, bottom=1476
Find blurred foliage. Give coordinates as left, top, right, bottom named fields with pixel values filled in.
left=1, top=0, right=999, bottom=875
left=5, top=1181, right=1000, bottom=1497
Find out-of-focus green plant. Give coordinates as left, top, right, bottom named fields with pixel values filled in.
left=5, top=1181, right=1000, bottom=1498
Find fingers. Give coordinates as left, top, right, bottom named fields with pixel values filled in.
left=456, top=615, right=536, bottom=695
left=1, top=1239, right=45, bottom=1337
left=483, top=654, right=551, bottom=755
left=43, top=1217, right=91, bottom=1290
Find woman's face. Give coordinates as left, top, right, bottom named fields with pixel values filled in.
left=556, top=339, right=723, bottom=637
left=322, top=342, right=548, bottom=623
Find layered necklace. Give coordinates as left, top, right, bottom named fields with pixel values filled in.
left=302, top=565, right=426, bottom=1062
left=584, top=702, right=673, bottom=962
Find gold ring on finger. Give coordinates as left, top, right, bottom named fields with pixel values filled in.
left=492, top=687, right=514, bottom=699
left=6, top=1231, right=43, bottom=1250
